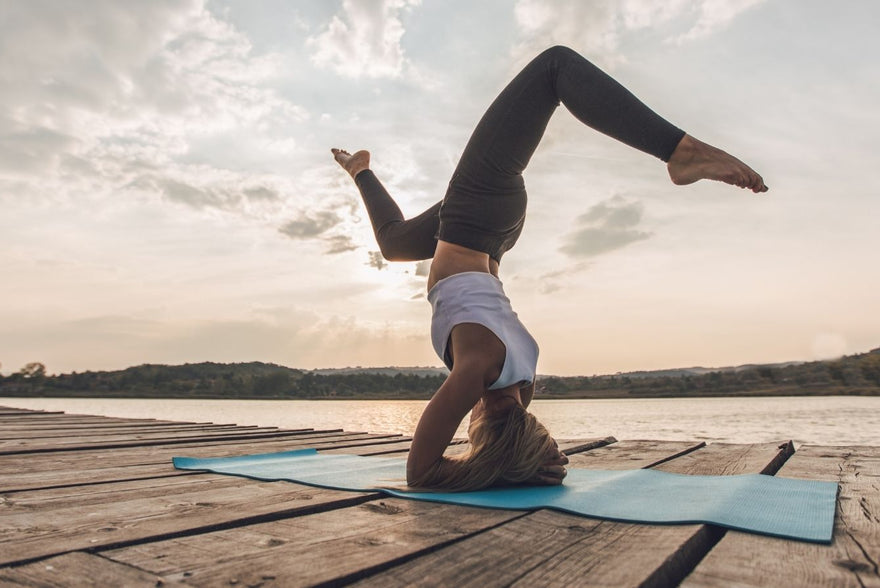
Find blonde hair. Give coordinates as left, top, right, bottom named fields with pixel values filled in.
left=409, top=404, right=557, bottom=492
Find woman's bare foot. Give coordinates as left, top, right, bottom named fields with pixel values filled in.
left=331, top=148, right=370, bottom=179
left=667, top=135, right=768, bottom=193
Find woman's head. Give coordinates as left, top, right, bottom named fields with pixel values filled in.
left=409, top=403, right=559, bottom=492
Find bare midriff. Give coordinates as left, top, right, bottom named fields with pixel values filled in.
left=427, top=240, right=500, bottom=292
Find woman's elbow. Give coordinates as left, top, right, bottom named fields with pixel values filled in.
left=405, top=458, right=420, bottom=487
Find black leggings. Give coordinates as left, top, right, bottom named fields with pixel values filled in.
left=354, top=45, right=685, bottom=262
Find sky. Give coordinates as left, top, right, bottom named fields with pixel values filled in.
left=1, top=0, right=878, bottom=377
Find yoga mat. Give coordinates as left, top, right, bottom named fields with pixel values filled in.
left=173, top=448, right=837, bottom=543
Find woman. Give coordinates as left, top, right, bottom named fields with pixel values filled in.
left=332, top=46, right=767, bottom=491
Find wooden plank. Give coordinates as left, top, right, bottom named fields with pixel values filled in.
left=321, top=440, right=414, bottom=455
left=0, top=425, right=288, bottom=448
left=441, top=436, right=616, bottom=458
left=682, top=445, right=880, bottom=588
left=1, top=463, right=202, bottom=494
left=0, top=471, right=382, bottom=567
left=0, top=408, right=65, bottom=416
left=0, top=551, right=167, bottom=586
left=0, top=433, right=411, bottom=492
left=0, top=422, right=235, bottom=433
left=103, top=497, right=526, bottom=586
left=566, top=439, right=706, bottom=469
left=0, top=420, right=225, bottom=430
left=0, top=431, right=395, bottom=476
left=1, top=436, right=421, bottom=494
left=0, top=423, right=250, bottom=440
left=559, top=436, right=618, bottom=455
left=0, top=427, right=332, bottom=456
left=350, top=441, right=794, bottom=588
left=0, top=415, right=175, bottom=425
left=321, top=438, right=473, bottom=457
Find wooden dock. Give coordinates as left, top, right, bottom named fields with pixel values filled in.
left=0, top=405, right=876, bottom=587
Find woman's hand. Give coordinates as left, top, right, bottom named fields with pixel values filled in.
left=527, top=444, right=569, bottom=486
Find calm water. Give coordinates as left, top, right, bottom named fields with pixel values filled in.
left=2, top=396, right=879, bottom=446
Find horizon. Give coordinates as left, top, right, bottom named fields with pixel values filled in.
left=2, top=1, right=879, bottom=377
left=5, top=342, right=876, bottom=380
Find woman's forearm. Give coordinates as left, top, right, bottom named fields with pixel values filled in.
left=406, top=369, right=484, bottom=485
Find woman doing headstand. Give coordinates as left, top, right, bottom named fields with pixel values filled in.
left=332, top=46, right=767, bottom=491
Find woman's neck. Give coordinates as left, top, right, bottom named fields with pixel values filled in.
left=428, top=240, right=499, bottom=291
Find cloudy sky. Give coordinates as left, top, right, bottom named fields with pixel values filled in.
left=1, top=0, right=878, bottom=377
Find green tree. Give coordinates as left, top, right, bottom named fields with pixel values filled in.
left=19, top=362, right=46, bottom=379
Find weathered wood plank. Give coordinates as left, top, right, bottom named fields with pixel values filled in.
left=350, top=442, right=794, bottom=588
left=0, top=430, right=368, bottom=470
left=0, top=425, right=291, bottom=449
left=682, top=445, right=880, bottom=588
left=0, top=472, right=382, bottom=567
left=441, top=436, right=617, bottom=458
left=1, top=463, right=202, bottom=494
left=0, top=433, right=411, bottom=492
left=566, top=439, right=706, bottom=469
left=0, top=423, right=250, bottom=440
left=0, top=551, right=167, bottom=586
left=103, top=497, right=526, bottom=586
left=0, top=415, right=175, bottom=425
left=0, top=416, right=223, bottom=427
left=0, top=427, right=338, bottom=456
left=0, top=408, right=65, bottom=416
left=559, top=435, right=618, bottom=454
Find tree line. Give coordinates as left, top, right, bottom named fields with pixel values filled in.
left=1, top=348, right=879, bottom=400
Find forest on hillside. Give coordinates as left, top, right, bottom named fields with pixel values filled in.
left=1, top=348, right=879, bottom=400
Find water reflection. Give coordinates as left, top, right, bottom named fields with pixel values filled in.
left=2, top=396, right=878, bottom=445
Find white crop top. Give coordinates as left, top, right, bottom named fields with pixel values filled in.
left=428, top=271, right=539, bottom=390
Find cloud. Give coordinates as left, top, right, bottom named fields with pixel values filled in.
left=307, top=0, right=421, bottom=79
left=368, top=251, right=388, bottom=270
left=279, top=211, right=342, bottom=239
left=512, top=0, right=623, bottom=69
left=670, top=0, right=765, bottom=44
left=560, top=196, right=651, bottom=258
left=511, top=0, right=767, bottom=67
left=414, top=260, right=430, bottom=277
left=0, top=0, right=307, bottom=219
left=535, top=265, right=587, bottom=294
left=125, top=172, right=283, bottom=213
left=324, top=234, right=358, bottom=254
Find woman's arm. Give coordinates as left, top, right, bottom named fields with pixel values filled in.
left=407, top=369, right=483, bottom=485
left=407, top=323, right=505, bottom=485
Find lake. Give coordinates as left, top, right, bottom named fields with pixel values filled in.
left=2, top=395, right=879, bottom=446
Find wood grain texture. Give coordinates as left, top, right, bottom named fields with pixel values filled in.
left=0, top=429, right=405, bottom=459
left=351, top=442, right=793, bottom=588
left=0, top=426, right=318, bottom=454
left=682, top=445, right=880, bottom=588
left=0, top=434, right=414, bottom=494
left=0, top=472, right=379, bottom=566
left=0, top=552, right=166, bottom=587
left=0, top=431, right=406, bottom=485
left=566, top=439, right=706, bottom=469
left=2, top=406, right=874, bottom=587
left=105, top=498, right=525, bottom=586
left=441, top=437, right=616, bottom=458
left=0, top=423, right=244, bottom=440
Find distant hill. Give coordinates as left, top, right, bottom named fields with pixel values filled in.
left=1, top=348, right=878, bottom=399
left=310, top=366, right=449, bottom=377
left=537, top=347, right=880, bottom=399
left=617, top=360, right=805, bottom=379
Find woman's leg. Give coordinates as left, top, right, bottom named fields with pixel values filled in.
left=455, top=45, right=765, bottom=193
left=333, top=149, right=440, bottom=261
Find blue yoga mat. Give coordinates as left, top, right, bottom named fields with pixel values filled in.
left=173, top=448, right=837, bottom=543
